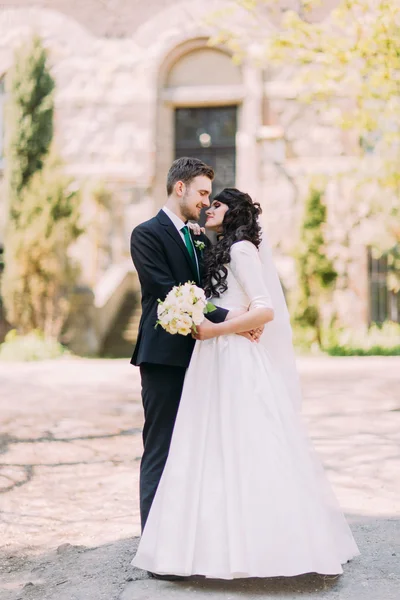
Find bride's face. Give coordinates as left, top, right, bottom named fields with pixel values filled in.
left=205, top=200, right=229, bottom=232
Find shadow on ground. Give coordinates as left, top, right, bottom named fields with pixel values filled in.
left=1, top=516, right=399, bottom=600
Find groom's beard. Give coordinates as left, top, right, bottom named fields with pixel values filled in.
left=180, top=193, right=202, bottom=223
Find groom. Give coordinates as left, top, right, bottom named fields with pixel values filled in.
left=130, top=157, right=230, bottom=532
left=131, top=157, right=260, bottom=537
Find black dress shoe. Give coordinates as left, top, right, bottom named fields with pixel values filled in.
left=148, top=571, right=187, bottom=581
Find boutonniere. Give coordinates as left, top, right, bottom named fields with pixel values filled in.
left=194, top=240, right=206, bottom=252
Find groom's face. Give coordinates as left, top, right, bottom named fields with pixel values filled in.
left=180, top=175, right=212, bottom=222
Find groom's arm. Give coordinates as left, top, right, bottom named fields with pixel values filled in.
left=130, top=225, right=176, bottom=301
left=205, top=306, right=228, bottom=324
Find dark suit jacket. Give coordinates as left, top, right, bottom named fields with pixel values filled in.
left=130, top=209, right=228, bottom=368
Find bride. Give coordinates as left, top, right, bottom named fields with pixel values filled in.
left=132, top=188, right=359, bottom=579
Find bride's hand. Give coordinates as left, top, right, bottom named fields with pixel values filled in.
left=188, top=222, right=205, bottom=236
left=249, top=326, right=265, bottom=343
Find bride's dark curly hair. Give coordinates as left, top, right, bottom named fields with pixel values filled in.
left=203, top=188, right=262, bottom=298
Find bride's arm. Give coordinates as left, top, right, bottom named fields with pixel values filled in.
left=194, top=306, right=272, bottom=339
left=193, top=241, right=274, bottom=340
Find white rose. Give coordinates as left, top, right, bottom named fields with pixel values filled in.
left=195, top=296, right=206, bottom=309
left=166, top=320, right=178, bottom=335
left=173, top=306, right=186, bottom=320
left=165, top=288, right=179, bottom=305
left=176, top=292, right=193, bottom=306
left=159, top=309, right=174, bottom=327
left=194, top=287, right=206, bottom=303
left=178, top=327, right=192, bottom=336
left=182, top=299, right=197, bottom=315
left=192, top=306, right=205, bottom=326
left=157, top=303, right=169, bottom=318
left=179, top=285, right=195, bottom=303
left=176, top=313, right=193, bottom=331
left=176, top=315, right=193, bottom=335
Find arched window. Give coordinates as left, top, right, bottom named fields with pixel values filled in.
left=163, top=46, right=241, bottom=196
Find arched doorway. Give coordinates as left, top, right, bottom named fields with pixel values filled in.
left=155, top=40, right=244, bottom=204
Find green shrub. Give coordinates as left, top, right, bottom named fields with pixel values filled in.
left=324, top=321, right=400, bottom=356
left=293, top=321, right=400, bottom=355
left=0, top=329, right=68, bottom=361
left=294, top=187, right=337, bottom=347
left=1, top=154, right=83, bottom=338
left=292, top=325, right=324, bottom=354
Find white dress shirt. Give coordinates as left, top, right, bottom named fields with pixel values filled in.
left=162, top=206, right=200, bottom=277
left=162, top=206, right=186, bottom=243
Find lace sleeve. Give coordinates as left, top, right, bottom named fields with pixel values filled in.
left=230, top=241, right=273, bottom=310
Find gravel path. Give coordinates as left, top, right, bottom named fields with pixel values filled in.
left=0, top=356, right=399, bottom=600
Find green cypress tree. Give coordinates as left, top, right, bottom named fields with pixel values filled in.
left=1, top=35, right=83, bottom=340
left=295, top=187, right=337, bottom=347
left=5, top=34, right=54, bottom=225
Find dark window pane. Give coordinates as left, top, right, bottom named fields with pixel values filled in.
left=368, top=248, right=400, bottom=324
left=175, top=106, right=237, bottom=198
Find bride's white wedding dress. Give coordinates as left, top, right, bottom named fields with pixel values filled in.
left=132, top=241, right=359, bottom=579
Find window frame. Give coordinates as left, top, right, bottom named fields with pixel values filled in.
left=368, top=247, right=400, bottom=324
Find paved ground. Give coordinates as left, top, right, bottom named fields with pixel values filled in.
left=0, top=356, right=399, bottom=600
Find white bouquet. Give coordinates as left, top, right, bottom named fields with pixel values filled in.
left=156, top=282, right=216, bottom=336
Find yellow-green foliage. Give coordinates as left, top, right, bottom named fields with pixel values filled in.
left=325, top=321, right=400, bottom=356
left=0, top=329, right=67, bottom=361
left=1, top=154, right=83, bottom=338
left=294, top=187, right=337, bottom=346
left=213, top=1, right=400, bottom=283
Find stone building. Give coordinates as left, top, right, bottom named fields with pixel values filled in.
left=0, top=0, right=397, bottom=354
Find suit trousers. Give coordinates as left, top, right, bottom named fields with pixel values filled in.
left=139, top=362, right=186, bottom=531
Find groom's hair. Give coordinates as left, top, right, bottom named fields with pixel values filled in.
left=167, top=157, right=214, bottom=195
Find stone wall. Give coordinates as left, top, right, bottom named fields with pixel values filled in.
left=2, top=0, right=341, bottom=37
left=0, top=0, right=371, bottom=335
left=1, top=0, right=186, bottom=37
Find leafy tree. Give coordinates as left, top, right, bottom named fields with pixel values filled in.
left=1, top=153, right=82, bottom=338
left=295, top=187, right=337, bottom=346
left=1, top=35, right=83, bottom=339
left=212, top=0, right=400, bottom=288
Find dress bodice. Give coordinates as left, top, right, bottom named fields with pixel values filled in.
left=211, top=240, right=273, bottom=312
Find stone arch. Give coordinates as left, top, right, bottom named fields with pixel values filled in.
left=153, top=35, right=263, bottom=206
left=131, top=0, right=272, bottom=204
left=153, top=38, right=243, bottom=204
left=159, top=38, right=241, bottom=90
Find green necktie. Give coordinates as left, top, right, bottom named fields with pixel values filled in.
left=181, top=225, right=199, bottom=278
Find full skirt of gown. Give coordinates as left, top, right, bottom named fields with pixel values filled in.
left=132, top=334, right=360, bottom=579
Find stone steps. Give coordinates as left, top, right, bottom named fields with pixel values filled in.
left=100, top=292, right=141, bottom=358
